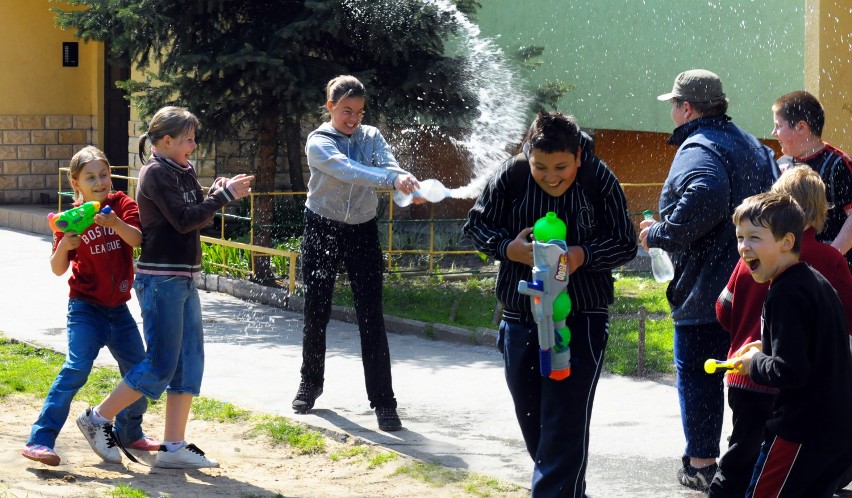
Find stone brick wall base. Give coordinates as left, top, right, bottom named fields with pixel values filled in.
left=0, top=114, right=96, bottom=205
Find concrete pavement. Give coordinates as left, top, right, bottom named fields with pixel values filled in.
left=0, top=211, right=718, bottom=497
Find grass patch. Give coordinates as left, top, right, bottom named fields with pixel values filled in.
left=328, top=443, right=398, bottom=469
left=367, top=450, right=398, bottom=469
left=330, top=444, right=371, bottom=461
left=393, top=461, right=468, bottom=486
left=392, top=461, right=522, bottom=496
left=0, top=339, right=64, bottom=397
left=608, top=315, right=674, bottom=376
left=191, top=397, right=252, bottom=423
left=0, top=337, right=131, bottom=405
left=333, top=273, right=674, bottom=376
left=334, top=275, right=497, bottom=330
left=107, top=483, right=150, bottom=498
left=250, top=415, right=326, bottom=454
left=610, top=275, right=670, bottom=314
left=608, top=275, right=674, bottom=376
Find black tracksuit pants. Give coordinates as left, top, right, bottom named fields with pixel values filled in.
left=299, top=209, right=397, bottom=409
left=499, top=309, right=608, bottom=498
left=708, top=387, right=775, bottom=498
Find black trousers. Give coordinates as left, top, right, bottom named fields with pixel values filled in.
left=500, top=310, right=608, bottom=498
left=708, top=387, right=775, bottom=498
left=746, top=434, right=852, bottom=498
left=299, top=210, right=396, bottom=409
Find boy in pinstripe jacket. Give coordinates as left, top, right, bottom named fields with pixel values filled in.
left=464, top=111, right=637, bottom=498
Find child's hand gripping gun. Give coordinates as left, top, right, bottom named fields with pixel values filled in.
left=47, top=201, right=111, bottom=234
left=517, top=212, right=573, bottom=380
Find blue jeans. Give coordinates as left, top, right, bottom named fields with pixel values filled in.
left=500, top=310, right=609, bottom=498
left=28, top=299, right=148, bottom=448
left=124, top=274, right=204, bottom=398
left=674, top=322, right=730, bottom=458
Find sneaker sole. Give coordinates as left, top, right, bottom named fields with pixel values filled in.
left=292, top=402, right=314, bottom=414
left=154, top=459, right=220, bottom=469
left=21, top=451, right=60, bottom=467
left=678, top=478, right=708, bottom=491
left=292, top=385, right=323, bottom=414
left=677, top=469, right=712, bottom=491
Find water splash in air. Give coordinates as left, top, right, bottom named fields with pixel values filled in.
left=344, top=0, right=532, bottom=201
left=426, top=0, right=531, bottom=200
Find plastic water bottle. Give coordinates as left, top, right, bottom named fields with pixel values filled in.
left=643, top=210, right=674, bottom=282
left=392, top=178, right=451, bottom=207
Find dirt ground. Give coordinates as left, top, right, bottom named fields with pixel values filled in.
left=0, top=396, right=526, bottom=498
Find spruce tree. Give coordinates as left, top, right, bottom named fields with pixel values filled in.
left=55, top=0, right=480, bottom=284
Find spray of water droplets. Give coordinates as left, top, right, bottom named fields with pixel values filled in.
left=343, top=0, right=532, bottom=200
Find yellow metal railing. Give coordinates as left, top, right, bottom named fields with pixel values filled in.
left=57, top=168, right=299, bottom=295
left=57, top=166, right=136, bottom=211
left=199, top=235, right=298, bottom=295
left=57, top=167, right=665, bottom=288
left=382, top=190, right=479, bottom=272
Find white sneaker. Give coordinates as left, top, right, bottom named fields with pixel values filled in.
left=76, top=407, right=121, bottom=463
left=155, top=443, right=219, bottom=469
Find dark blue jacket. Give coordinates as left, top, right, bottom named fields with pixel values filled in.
left=646, top=115, right=779, bottom=325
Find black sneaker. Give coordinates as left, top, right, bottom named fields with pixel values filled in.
left=375, top=406, right=402, bottom=432
left=292, top=380, right=323, bottom=414
left=677, top=455, right=717, bottom=492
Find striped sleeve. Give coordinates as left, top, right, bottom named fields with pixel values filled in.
left=464, top=154, right=638, bottom=316
left=462, top=158, right=516, bottom=262
left=578, top=159, right=638, bottom=271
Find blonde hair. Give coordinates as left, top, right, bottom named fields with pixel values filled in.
left=68, top=146, right=110, bottom=201
left=138, top=106, right=200, bottom=161
left=770, top=165, right=828, bottom=232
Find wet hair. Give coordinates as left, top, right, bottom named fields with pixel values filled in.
left=772, top=91, right=825, bottom=137
left=68, top=145, right=110, bottom=201
left=673, top=97, right=729, bottom=117
left=523, top=111, right=581, bottom=156
left=770, top=165, right=828, bottom=232
left=321, top=75, right=367, bottom=120
left=733, top=192, right=805, bottom=253
left=138, top=106, right=200, bottom=161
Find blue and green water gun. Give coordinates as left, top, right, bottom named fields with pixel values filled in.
left=517, top=212, right=573, bottom=380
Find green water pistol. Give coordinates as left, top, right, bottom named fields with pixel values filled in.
left=47, top=201, right=110, bottom=234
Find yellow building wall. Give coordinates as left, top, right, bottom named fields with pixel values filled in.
left=0, top=0, right=104, bottom=203
left=805, top=0, right=852, bottom=153
left=0, top=0, right=102, bottom=117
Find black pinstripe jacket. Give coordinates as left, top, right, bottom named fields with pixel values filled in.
left=463, top=151, right=637, bottom=324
